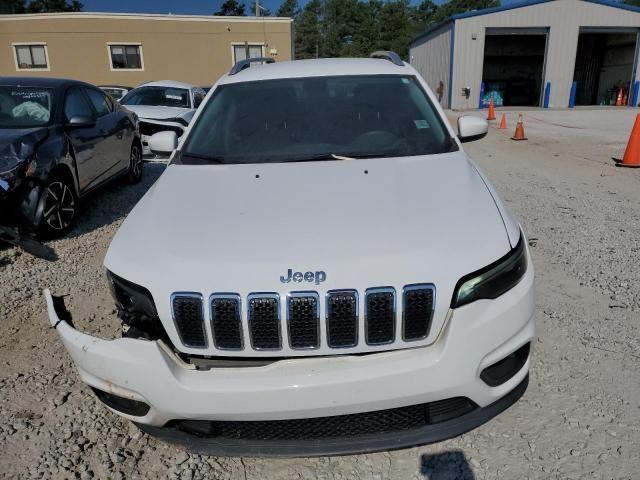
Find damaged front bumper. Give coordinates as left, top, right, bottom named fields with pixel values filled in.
left=45, top=265, right=534, bottom=456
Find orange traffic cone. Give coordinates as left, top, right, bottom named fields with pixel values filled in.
left=616, top=113, right=640, bottom=168
left=511, top=113, right=527, bottom=141
left=615, top=88, right=623, bottom=107
left=499, top=113, right=507, bottom=129
left=487, top=98, right=496, bottom=121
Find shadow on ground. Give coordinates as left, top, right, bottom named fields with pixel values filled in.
left=421, top=450, right=475, bottom=479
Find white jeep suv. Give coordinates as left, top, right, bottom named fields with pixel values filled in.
left=46, top=52, right=535, bottom=456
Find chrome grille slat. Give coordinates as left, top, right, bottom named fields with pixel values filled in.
left=287, top=292, right=320, bottom=350
left=364, top=288, right=396, bottom=345
left=171, top=293, right=207, bottom=348
left=402, top=285, right=435, bottom=341
left=326, top=290, right=359, bottom=348
left=247, top=293, right=281, bottom=350
left=210, top=294, right=243, bottom=350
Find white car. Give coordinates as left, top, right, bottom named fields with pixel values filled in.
left=97, top=85, right=131, bottom=101
left=46, top=52, right=535, bottom=456
left=119, top=80, right=205, bottom=158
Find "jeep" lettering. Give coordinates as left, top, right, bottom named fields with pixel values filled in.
left=280, top=269, right=327, bottom=285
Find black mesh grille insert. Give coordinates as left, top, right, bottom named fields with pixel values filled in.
left=288, top=295, right=319, bottom=349
left=172, top=397, right=478, bottom=441
left=248, top=296, right=281, bottom=350
left=365, top=289, right=395, bottom=345
left=211, top=296, right=243, bottom=350
left=403, top=287, right=435, bottom=341
left=326, top=291, right=358, bottom=348
left=172, top=295, right=206, bottom=348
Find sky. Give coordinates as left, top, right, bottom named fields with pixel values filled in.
left=81, top=0, right=453, bottom=17
left=82, top=0, right=302, bottom=16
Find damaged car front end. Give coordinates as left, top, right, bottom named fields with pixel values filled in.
left=0, top=126, right=54, bottom=230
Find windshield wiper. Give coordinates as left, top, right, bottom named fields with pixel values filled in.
left=181, top=152, right=225, bottom=164
left=283, top=153, right=382, bottom=163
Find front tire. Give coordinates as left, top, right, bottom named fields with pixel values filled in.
left=125, top=141, right=143, bottom=184
left=37, top=174, right=77, bottom=238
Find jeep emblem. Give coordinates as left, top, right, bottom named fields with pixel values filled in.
left=280, top=269, right=326, bottom=285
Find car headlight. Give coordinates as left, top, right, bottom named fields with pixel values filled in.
left=106, top=270, right=158, bottom=326
left=451, top=233, right=527, bottom=308
left=0, top=142, right=35, bottom=182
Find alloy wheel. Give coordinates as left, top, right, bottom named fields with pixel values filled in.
left=42, top=181, right=75, bottom=231
left=131, top=143, right=142, bottom=179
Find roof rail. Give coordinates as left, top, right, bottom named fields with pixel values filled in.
left=369, top=51, right=404, bottom=67
left=229, top=57, right=275, bottom=75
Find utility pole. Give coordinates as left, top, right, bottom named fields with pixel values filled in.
left=255, top=0, right=260, bottom=16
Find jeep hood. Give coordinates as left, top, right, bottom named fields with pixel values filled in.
left=106, top=151, right=515, bottom=318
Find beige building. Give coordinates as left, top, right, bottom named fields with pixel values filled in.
left=0, top=12, right=293, bottom=87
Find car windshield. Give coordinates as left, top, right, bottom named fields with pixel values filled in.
left=0, top=86, right=53, bottom=128
left=181, top=75, right=453, bottom=164
left=121, top=86, right=190, bottom=108
left=101, top=87, right=126, bottom=100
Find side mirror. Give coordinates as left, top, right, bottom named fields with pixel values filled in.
left=148, top=131, right=178, bottom=155
left=457, top=115, right=488, bottom=142
left=66, top=115, right=95, bottom=129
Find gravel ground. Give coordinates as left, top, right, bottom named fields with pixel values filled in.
left=1, top=109, right=639, bottom=479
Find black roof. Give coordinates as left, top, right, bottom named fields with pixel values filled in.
left=0, top=76, right=94, bottom=89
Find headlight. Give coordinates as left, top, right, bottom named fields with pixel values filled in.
left=451, top=233, right=527, bottom=308
left=106, top=270, right=158, bottom=323
left=0, top=142, right=35, bottom=181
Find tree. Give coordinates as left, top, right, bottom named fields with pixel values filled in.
left=276, top=0, right=300, bottom=18
left=623, top=0, right=640, bottom=5
left=433, top=0, right=500, bottom=23
left=411, top=0, right=438, bottom=36
left=1, top=0, right=82, bottom=13
left=376, top=0, right=414, bottom=57
left=295, top=0, right=323, bottom=59
left=214, top=0, right=246, bottom=16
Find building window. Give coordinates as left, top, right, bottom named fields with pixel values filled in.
left=109, top=44, right=143, bottom=70
left=14, top=44, right=49, bottom=70
left=232, top=44, right=264, bottom=64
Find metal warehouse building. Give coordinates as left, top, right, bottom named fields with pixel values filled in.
left=0, top=12, right=293, bottom=87
left=409, top=0, right=640, bottom=110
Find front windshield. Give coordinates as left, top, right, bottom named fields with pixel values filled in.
left=121, top=86, right=190, bottom=108
left=0, top=86, right=53, bottom=129
left=182, top=75, right=452, bottom=164
left=101, top=87, right=126, bottom=100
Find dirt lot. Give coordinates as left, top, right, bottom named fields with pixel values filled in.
left=1, top=109, right=639, bottom=479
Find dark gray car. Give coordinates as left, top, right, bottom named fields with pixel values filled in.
left=0, top=77, right=142, bottom=237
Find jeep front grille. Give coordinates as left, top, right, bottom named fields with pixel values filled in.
left=365, top=288, right=396, bottom=345
left=248, top=294, right=281, bottom=350
left=287, top=293, right=320, bottom=349
left=402, top=285, right=435, bottom=341
left=326, top=290, right=358, bottom=348
left=169, top=284, right=436, bottom=355
left=171, top=293, right=207, bottom=348
left=210, top=294, right=243, bottom=350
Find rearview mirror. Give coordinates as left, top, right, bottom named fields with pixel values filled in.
left=148, top=131, right=178, bottom=155
left=66, top=115, right=95, bottom=129
left=457, top=116, right=488, bottom=142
